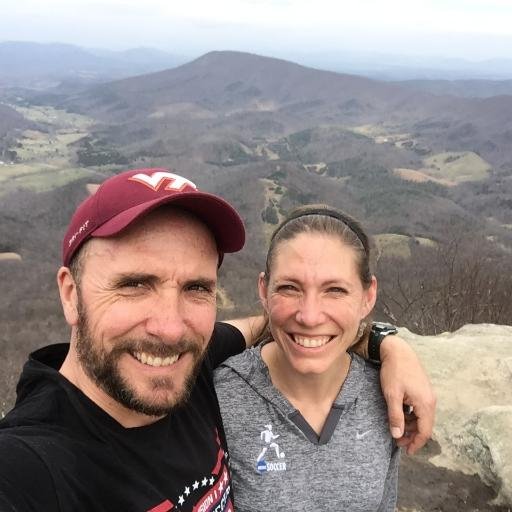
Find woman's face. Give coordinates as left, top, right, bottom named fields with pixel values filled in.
left=259, top=232, right=377, bottom=376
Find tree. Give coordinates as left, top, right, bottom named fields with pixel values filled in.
left=377, top=225, right=512, bottom=334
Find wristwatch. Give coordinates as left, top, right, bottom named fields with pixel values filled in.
left=369, top=322, right=398, bottom=363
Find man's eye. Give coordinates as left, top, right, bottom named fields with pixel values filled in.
left=276, top=284, right=299, bottom=293
left=118, top=280, right=146, bottom=290
left=187, top=283, right=213, bottom=293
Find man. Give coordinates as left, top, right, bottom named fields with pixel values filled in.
left=0, top=168, right=434, bottom=511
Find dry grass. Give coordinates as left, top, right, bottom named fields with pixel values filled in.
left=374, top=233, right=436, bottom=259
left=393, top=168, right=455, bottom=186
left=422, top=151, right=491, bottom=183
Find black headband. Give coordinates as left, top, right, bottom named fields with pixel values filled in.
left=270, top=206, right=368, bottom=253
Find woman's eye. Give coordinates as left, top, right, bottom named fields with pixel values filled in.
left=327, top=287, right=348, bottom=294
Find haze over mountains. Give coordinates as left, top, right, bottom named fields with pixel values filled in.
left=4, top=41, right=512, bottom=89
left=0, top=41, right=186, bottom=88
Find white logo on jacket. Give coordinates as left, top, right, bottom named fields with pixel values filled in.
left=256, top=424, right=287, bottom=473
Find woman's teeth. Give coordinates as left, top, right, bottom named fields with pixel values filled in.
left=292, top=335, right=331, bottom=348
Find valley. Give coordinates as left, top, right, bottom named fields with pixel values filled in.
left=0, top=104, right=96, bottom=195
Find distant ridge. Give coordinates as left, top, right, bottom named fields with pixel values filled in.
left=0, top=41, right=185, bottom=87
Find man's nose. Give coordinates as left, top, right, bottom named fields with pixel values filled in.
left=144, top=291, right=187, bottom=342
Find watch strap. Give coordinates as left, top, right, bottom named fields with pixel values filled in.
left=368, top=322, right=398, bottom=363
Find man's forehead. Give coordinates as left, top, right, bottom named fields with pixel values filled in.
left=81, top=237, right=219, bottom=279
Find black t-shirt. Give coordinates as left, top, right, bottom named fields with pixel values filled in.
left=0, top=322, right=245, bottom=512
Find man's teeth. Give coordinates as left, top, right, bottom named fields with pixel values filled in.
left=134, top=352, right=179, bottom=367
left=293, top=335, right=331, bottom=348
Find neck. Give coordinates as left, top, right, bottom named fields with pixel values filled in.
left=261, top=342, right=351, bottom=407
left=60, top=342, right=164, bottom=428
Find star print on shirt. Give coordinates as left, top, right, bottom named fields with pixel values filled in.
left=178, top=496, right=184, bottom=506
left=184, top=486, right=190, bottom=496
left=201, top=477, right=208, bottom=487
left=209, top=477, right=215, bottom=486
left=192, top=481, right=199, bottom=490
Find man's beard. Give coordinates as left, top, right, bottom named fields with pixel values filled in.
left=75, top=297, right=206, bottom=417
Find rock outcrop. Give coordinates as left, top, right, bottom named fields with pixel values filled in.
left=400, top=324, right=512, bottom=506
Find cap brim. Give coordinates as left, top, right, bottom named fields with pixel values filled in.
left=91, top=191, right=245, bottom=253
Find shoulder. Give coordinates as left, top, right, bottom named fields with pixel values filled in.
left=205, top=322, right=246, bottom=370
left=213, top=346, right=262, bottom=384
left=351, top=353, right=381, bottom=387
left=0, top=432, right=46, bottom=465
left=349, top=354, right=387, bottom=412
left=0, top=433, right=57, bottom=510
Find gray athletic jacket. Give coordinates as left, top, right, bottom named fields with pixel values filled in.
left=214, top=346, right=399, bottom=512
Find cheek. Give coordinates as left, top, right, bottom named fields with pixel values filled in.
left=336, top=299, right=368, bottom=325
left=87, top=301, right=147, bottom=342
left=191, top=304, right=217, bottom=344
left=267, top=296, right=297, bottom=327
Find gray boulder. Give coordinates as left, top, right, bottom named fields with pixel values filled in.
left=399, top=324, right=512, bottom=505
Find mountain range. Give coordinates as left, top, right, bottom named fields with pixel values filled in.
left=1, top=49, right=511, bottom=337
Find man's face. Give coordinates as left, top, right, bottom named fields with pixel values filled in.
left=71, top=208, right=219, bottom=417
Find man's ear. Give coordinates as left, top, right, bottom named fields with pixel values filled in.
left=57, top=267, right=79, bottom=326
left=257, top=271, right=269, bottom=313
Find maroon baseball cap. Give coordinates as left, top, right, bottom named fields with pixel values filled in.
left=62, top=168, right=245, bottom=267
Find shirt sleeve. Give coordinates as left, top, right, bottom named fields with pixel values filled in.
left=377, top=445, right=401, bottom=512
left=206, top=322, right=246, bottom=369
left=0, top=435, right=59, bottom=511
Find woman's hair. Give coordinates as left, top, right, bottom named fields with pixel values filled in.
left=256, top=204, right=375, bottom=346
left=264, top=204, right=373, bottom=288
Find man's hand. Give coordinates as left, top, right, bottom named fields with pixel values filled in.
left=379, top=334, right=436, bottom=455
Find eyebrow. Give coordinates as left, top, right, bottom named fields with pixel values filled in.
left=275, top=276, right=354, bottom=288
left=110, top=273, right=217, bottom=289
left=110, top=272, right=158, bottom=287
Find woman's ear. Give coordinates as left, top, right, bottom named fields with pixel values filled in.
left=57, top=267, right=79, bottom=326
left=258, top=271, right=269, bottom=312
left=361, top=275, right=378, bottom=318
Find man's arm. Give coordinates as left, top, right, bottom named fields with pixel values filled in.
left=222, top=317, right=436, bottom=454
left=379, top=335, right=436, bottom=455
left=222, top=316, right=267, bottom=347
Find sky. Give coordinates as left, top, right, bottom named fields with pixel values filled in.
left=2, top=0, right=512, bottom=61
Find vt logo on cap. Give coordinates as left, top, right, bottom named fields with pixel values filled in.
left=128, top=171, right=196, bottom=192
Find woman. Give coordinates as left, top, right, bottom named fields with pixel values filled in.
left=214, top=204, right=399, bottom=511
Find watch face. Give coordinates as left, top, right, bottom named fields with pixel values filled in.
left=373, top=322, right=398, bottom=335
